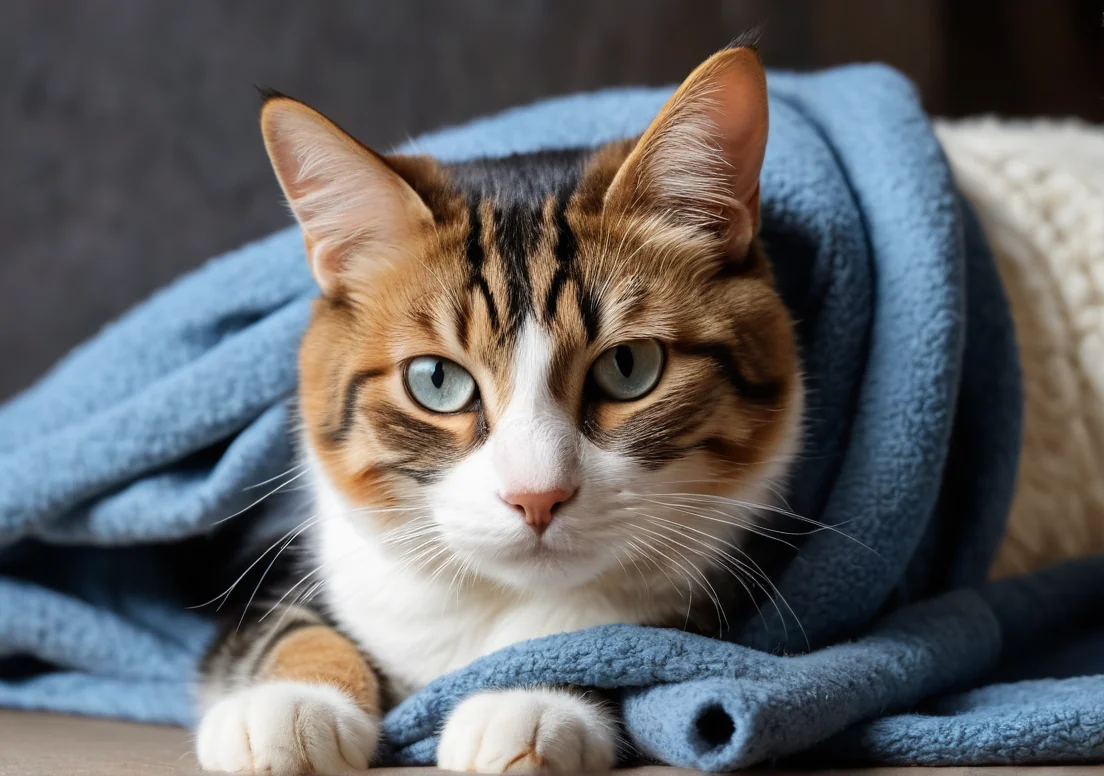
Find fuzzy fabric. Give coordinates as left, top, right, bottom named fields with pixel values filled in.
left=4, top=66, right=1099, bottom=769
left=936, top=118, right=1104, bottom=579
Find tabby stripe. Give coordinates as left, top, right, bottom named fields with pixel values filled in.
left=466, top=201, right=500, bottom=330
left=380, top=461, right=440, bottom=485
left=544, top=193, right=602, bottom=341
left=676, top=342, right=783, bottom=403
left=200, top=605, right=326, bottom=687
left=327, top=368, right=386, bottom=444
left=543, top=196, right=577, bottom=324
left=581, top=396, right=710, bottom=470
left=376, top=402, right=486, bottom=484
left=544, top=271, right=568, bottom=325
left=547, top=339, right=574, bottom=403
left=576, top=283, right=601, bottom=344
left=494, top=204, right=538, bottom=339
left=371, top=404, right=460, bottom=486
left=454, top=295, right=471, bottom=352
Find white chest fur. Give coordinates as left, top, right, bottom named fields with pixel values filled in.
left=306, top=470, right=657, bottom=702
left=315, top=513, right=640, bottom=699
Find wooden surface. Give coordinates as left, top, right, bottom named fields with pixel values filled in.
left=0, top=711, right=1101, bottom=775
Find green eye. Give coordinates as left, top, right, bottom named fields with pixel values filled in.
left=404, top=356, right=477, bottom=413
left=591, top=339, right=665, bottom=401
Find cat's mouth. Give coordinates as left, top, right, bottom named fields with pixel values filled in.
left=431, top=527, right=606, bottom=590
left=430, top=504, right=617, bottom=588
left=468, top=535, right=616, bottom=590
left=493, top=537, right=574, bottom=563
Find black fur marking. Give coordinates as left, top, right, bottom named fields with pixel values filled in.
left=200, top=604, right=323, bottom=684
left=199, top=619, right=254, bottom=677
left=370, top=405, right=462, bottom=485
left=374, top=399, right=488, bottom=485
left=541, top=191, right=601, bottom=342
left=465, top=202, right=500, bottom=330
left=443, top=151, right=601, bottom=343
left=548, top=340, right=576, bottom=403
left=443, top=149, right=590, bottom=207
left=473, top=276, right=499, bottom=331
left=380, top=461, right=441, bottom=485
left=582, top=393, right=711, bottom=470
left=577, top=283, right=601, bottom=343
left=327, top=368, right=386, bottom=444
left=727, top=27, right=763, bottom=54
left=544, top=198, right=579, bottom=323
left=256, top=86, right=291, bottom=104
left=414, top=308, right=436, bottom=336
left=544, top=271, right=568, bottom=323
left=676, top=342, right=783, bottom=403
left=494, top=204, right=538, bottom=339
left=454, top=296, right=471, bottom=352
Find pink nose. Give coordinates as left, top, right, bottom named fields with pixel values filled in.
left=500, top=488, right=576, bottom=534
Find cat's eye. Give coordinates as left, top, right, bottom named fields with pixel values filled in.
left=591, top=339, right=665, bottom=401
left=404, top=356, right=477, bottom=413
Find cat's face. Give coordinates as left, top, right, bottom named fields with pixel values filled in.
left=266, top=48, right=802, bottom=596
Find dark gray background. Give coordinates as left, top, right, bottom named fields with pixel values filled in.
left=3, top=0, right=1100, bottom=399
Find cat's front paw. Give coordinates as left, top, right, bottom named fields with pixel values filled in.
left=196, top=680, right=379, bottom=774
left=436, top=688, right=616, bottom=773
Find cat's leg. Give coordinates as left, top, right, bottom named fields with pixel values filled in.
left=436, top=687, right=618, bottom=773
left=196, top=607, right=381, bottom=774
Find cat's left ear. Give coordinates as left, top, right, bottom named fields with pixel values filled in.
left=605, top=46, right=768, bottom=256
left=260, top=95, right=434, bottom=296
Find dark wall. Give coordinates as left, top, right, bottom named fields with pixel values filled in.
left=2, top=0, right=1101, bottom=399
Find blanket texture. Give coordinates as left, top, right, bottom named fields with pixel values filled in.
left=2, top=64, right=1100, bottom=768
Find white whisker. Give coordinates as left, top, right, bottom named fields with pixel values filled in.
left=242, top=463, right=307, bottom=492
left=633, top=523, right=728, bottom=634
left=212, top=469, right=311, bottom=526
left=235, top=516, right=321, bottom=630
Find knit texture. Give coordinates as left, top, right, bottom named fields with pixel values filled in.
left=936, top=118, right=1104, bottom=578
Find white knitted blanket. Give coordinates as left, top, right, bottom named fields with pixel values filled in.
left=936, top=118, right=1104, bottom=577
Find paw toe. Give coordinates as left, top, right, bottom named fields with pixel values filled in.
left=196, top=682, right=377, bottom=774
left=437, top=689, right=615, bottom=774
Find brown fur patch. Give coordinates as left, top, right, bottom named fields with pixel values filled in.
left=259, top=626, right=381, bottom=715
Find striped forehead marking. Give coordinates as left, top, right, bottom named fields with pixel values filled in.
left=446, top=150, right=601, bottom=353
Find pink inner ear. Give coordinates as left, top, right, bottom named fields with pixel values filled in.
left=604, top=47, right=769, bottom=243
left=705, top=58, right=769, bottom=211
left=261, top=101, right=437, bottom=296
left=266, top=134, right=311, bottom=201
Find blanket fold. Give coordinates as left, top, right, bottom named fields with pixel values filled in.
left=2, top=63, right=1101, bottom=768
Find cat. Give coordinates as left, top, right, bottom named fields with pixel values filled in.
left=195, top=44, right=805, bottom=775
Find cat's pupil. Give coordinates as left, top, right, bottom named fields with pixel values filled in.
left=614, top=345, right=634, bottom=378
left=431, top=360, right=445, bottom=389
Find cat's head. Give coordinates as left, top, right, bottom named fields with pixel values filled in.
left=263, top=47, right=802, bottom=595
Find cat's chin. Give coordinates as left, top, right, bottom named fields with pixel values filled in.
left=459, top=545, right=613, bottom=593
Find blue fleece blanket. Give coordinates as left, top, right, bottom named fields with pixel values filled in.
left=2, top=64, right=1102, bottom=768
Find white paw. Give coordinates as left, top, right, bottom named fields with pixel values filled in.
left=196, top=681, right=379, bottom=774
left=437, top=688, right=617, bottom=773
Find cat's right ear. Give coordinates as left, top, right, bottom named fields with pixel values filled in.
left=260, top=96, right=433, bottom=296
left=604, top=46, right=768, bottom=258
